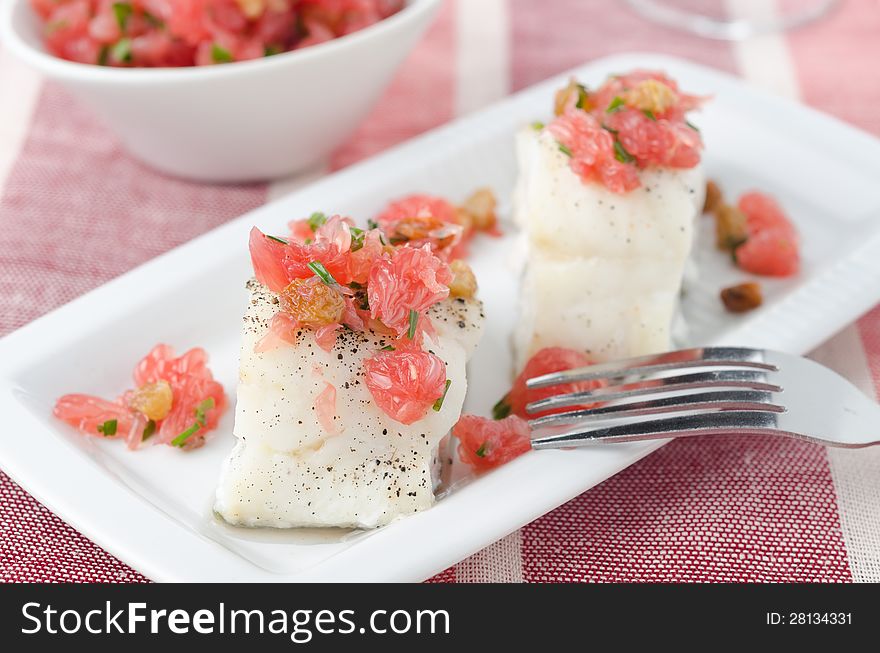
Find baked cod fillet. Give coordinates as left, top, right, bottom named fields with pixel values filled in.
left=513, top=127, right=705, bottom=368
left=215, top=280, right=484, bottom=529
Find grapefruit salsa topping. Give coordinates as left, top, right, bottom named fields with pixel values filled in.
left=542, top=70, right=706, bottom=193
left=455, top=347, right=604, bottom=471
left=54, top=344, right=227, bottom=450
left=249, top=195, right=484, bottom=427
left=31, top=0, right=405, bottom=67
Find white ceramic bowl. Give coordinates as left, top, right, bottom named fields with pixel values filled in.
left=0, top=0, right=441, bottom=182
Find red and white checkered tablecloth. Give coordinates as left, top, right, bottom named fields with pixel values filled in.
left=2, top=0, right=880, bottom=583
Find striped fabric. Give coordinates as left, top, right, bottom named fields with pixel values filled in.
left=1, top=0, right=879, bottom=583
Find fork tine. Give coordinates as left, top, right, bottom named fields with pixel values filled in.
left=526, top=369, right=781, bottom=413
left=528, top=390, right=784, bottom=428
left=526, top=346, right=775, bottom=389
left=530, top=410, right=781, bottom=449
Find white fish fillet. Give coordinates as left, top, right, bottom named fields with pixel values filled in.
left=513, top=128, right=705, bottom=368
left=214, top=280, right=484, bottom=529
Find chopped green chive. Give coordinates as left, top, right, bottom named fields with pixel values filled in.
left=575, top=84, right=589, bottom=109
left=433, top=380, right=452, bottom=411
left=111, top=38, right=132, bottom=64
left=170, top=423, right=199, bottom=447
left=264, top=45, right=282, bottom=57
left=492, top=396, right=512, bottom=420
left=685, top=119, right=700, bottom=133
left=171, top=398, right=215, bottom=448
left=142, top=419, right=156, bottom=441
left=606, top=96, right=625, bottom=113
left=380, top=345, right=395, bottom=351
left=350, top=226, right=365, bottom=251
left=265, top=234, right=288, bottom=245
left=97, top=419, right=118, bottom=436
left=475, top=442, right=488, bottom=458
left=307, top=212, right=328, bottom=232
left=601, top=124, right=619, bottom=135
left=97, top=45, right=110, bottom=66
left=143, top=11, right=163, bottom=28
left=643, top=109, right=657, bottom=121
left=531, top=121, right=545, bottom=131
left=407, top=309, right=419, bottom=340
left=558, top=143, right=573, bottom=157
left=308, top=260, right=337, bottom=285
left=367, top=219, right=379, bottom=230
left=112, top=2, right=133, bottom=30
left=614, top=140, right=635, bottom=164
left=211, top=43, right=233, bottom=64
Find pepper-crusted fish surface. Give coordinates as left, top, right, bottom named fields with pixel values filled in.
left=214, top=280, right=484, bottom=529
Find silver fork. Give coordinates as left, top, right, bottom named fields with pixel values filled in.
left=526, top=346, right=880, bottom=449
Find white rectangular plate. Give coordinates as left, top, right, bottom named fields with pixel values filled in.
left=2, top=54, right=880, bottom=582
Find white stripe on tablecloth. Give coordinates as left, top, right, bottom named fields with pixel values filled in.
left=726, top=0, right=801, bottom=99
left=454, top=0, right=511, bottom=116
left=810, top=327, right=880, bottom=582
left=0, top=47, right=42, bottom=192
left=452, top=0, right=518, bottom=582
left=731, top=3, right=880, bottom=582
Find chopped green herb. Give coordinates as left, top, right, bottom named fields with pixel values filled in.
left=143, top=11, right=163, bottom=28
left=531, top=121, right=545, bottom=131
left=643, top=109, right=657, bottom=121
left=304, top=238, right=313, bottom=245
left=264, top=45, right=282, bottom=57
left=194, top=397, right=214, bottom=426
left=432, top=380, right=452, bottom=411
left=575, top=83, right=590, bottom=110
left=142, top=419, right=156, bottom=441
left=614, top=140, right=635, bottom=164
left=558, top=143, right=573, bottom=157
left=601, top=124, right=619, bottom=135
left=492, top=395, right=512, bottom=420
left=308, top=260, right=337, bottom=285
left=307, top=212, right=328, bottom=232
left=350, top=226, right=365, bottom=251
left=97, top=419, right=118, bottom=436
left=112, top=2, right=133, bottom=30
left=606, top=96, right=625, bottom=113
left=111, top=38, right=133, bottom=64
left=475, top=442, right=488, bottom=458
left=407, top=309, right=419, bottom=340
left=97, top=45, right=110, bottom=66
left=381, top=345, right=395, bottom=351
left=265, top=234, right=288, bottom=245
left=171, top=398, right=215, bottom=448
left=367, top=219, right=379, bottom=230
left=211, top=43, right=233, bottom=64
left=170, top=423, right=199, bottom=447
left=685, top=119, right=701, bottom=133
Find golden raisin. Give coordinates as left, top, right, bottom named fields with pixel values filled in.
left=714, top=203, right=749, bottom=251
left=703, top=179, right=723, bottom=214
left=554, top=78, right=591, bottom=116
left=129, top=380, right=173, bottom=421
left=234, top=0, right=265, bottom=19
left=458, top=188, right=497, bottom=232
left=279, top=277, right=345, bottom=327
left=623, top=79, right=678, bottom=114
left=721, top=282, right=763, bottom=313
left=448, top=260, right=478, bottom=299
left=390, top=215, right=459, bottom=250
